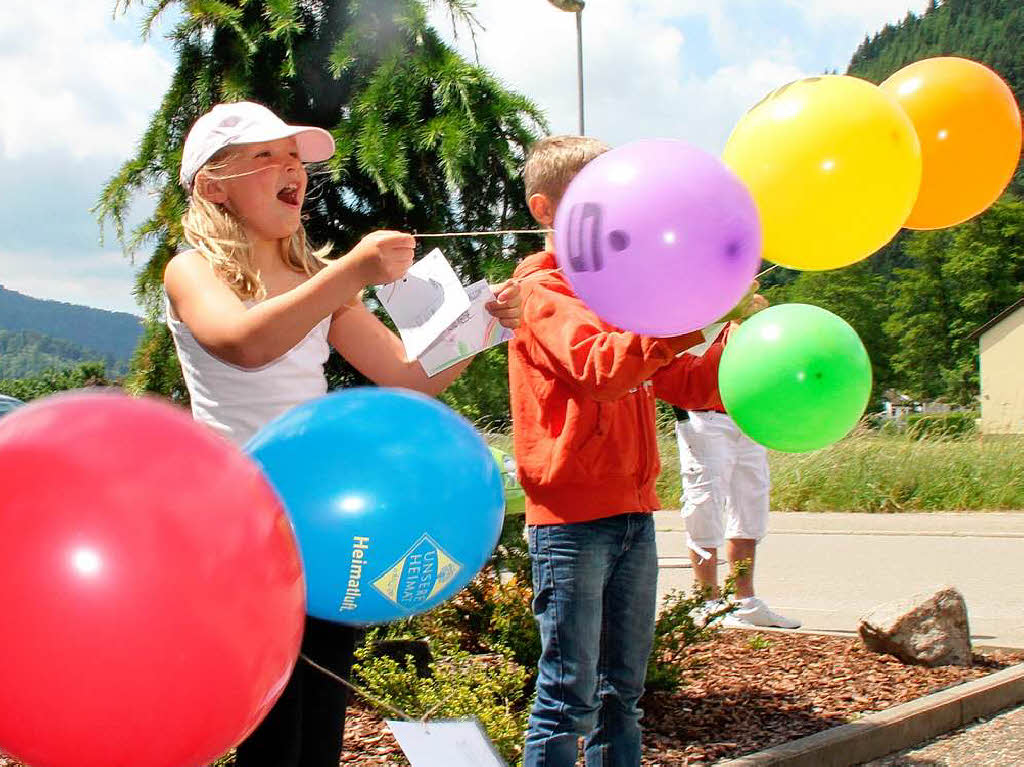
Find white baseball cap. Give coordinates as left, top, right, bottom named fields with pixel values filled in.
left=179, top=101, right=336, bottom=192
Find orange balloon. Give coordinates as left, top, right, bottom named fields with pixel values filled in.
left=881, top=57, right=1022, bottom=230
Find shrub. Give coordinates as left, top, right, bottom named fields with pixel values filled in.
left=354, top=640, right=529, bottom=765
left=905, top=411, right=978, bottom=440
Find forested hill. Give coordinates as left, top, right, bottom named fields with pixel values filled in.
left=847, top=0, right=1023, bottom=192
left=0, top=286, right=142, bottom=377
left=761, top=0, right=1023, bottom=407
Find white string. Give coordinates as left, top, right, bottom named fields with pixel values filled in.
left=300, top=653, right=415, bottom=722
left=414, top=228, right=553, bottom=239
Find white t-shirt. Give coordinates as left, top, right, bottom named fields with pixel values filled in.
left=166, top=294, right=331, bottom=446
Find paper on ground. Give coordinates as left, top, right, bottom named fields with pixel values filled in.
left=417, top=279, right=513, bottom=376
left=375, top=248, right=471, bottom=360
left=386, top=719, right=507, bottom=767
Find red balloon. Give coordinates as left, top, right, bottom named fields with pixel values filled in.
left=0, top=392, right=305, bottom=767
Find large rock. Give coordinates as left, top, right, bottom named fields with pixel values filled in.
left=858, top=586, right=972, bottom=667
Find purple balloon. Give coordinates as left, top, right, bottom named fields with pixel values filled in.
left=554, top=139, right=762, bottom=336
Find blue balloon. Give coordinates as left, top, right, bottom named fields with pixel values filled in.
left=246, top=388, right=505, bottom=625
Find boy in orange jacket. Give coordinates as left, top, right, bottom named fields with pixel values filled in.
left=510, top=135, right=749, bottom=767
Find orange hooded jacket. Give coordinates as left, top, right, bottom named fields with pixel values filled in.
left=508, top=251, right=725, bottom=525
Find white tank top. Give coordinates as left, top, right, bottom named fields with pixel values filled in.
left=166, top=294, right=331, bottom=446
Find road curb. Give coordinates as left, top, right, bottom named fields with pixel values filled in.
left=714, top=662, right=1024, bottom=766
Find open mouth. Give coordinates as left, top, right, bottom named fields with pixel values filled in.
left=276, top=183, right=300, bottom=206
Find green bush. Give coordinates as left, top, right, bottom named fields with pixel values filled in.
left=646, top=573, right=741, bottom=693
left=419, top=567, right=538, bottom=674
left=905, top=411, right=978, bottom=440
left=439, top=346, right=512, bottom=430
left=354, top=641, right=529, bottom=765
left=485, top=574, right=540, bottom=673
left=0, top=362, right=113, bottom=402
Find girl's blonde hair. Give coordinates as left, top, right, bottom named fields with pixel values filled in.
left=181, top=146, right=332, bottom=301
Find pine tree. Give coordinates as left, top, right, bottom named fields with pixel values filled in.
left=96, top=0, right=546, bottom=405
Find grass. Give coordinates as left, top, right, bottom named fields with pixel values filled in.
left=488, top=421, right=1024, bottom=513
left=656, top=428, right=1024, bottom=512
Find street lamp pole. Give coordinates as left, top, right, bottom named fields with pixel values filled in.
left=546, top=0, right=586, bottom=135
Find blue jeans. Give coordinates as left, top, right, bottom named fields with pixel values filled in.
left=524, top=513, right=658, bottom=767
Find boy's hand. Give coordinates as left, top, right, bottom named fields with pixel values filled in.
left=717, top=281, right=765, bottom=323
left=739, top=293, right=769, bottom=320
left=351, top=230, right=415, bottom=286
left=486, top=279, right=522, bottom=329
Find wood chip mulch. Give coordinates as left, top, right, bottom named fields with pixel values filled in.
left=2, top=632, right=1021, bottom=767
left=339, top=630, right=1024, bottom=766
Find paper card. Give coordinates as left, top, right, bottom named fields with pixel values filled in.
left=386, top=719, right=508, bottom=767
left=681, top=322, right=727, bottom=358
left=417, top=279, right=513, bottom=376
left=376, top=249, right=471, bottom=360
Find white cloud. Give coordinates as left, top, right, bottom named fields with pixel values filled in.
left=0, top=3, right=173, bottom=160
left=0, top=248, right=141, bottom=316
left=429, top=0, right=933, bottom=155
left=430, top=2, right=808, bottom=152
left=789, top=0, right=932, bottom=32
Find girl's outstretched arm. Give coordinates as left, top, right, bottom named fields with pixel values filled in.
left=164, top=232, right=414, bottom=369
left=328, top=302, right=471, bottom=395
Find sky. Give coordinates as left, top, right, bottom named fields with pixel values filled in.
left=0, top=0, right=930, bottom=316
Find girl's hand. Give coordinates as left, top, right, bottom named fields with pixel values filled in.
left=486, top=279, right=522, bottom=329
left=350, top=230, right=416, bottom=286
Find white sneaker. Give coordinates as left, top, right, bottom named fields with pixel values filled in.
left=722, top=597, right=801, bottom=629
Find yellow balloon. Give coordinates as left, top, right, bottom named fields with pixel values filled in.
left=722, top=75, right=922, bottom=271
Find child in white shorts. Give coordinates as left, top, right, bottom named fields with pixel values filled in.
left=674, top=406, right=800, bottom=629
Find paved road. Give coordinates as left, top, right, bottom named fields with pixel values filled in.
left=654, top=510, right=1024, bottom=648
left=859, top=703, right=1024, bottom=766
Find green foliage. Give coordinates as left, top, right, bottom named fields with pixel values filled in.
left=747, top=633, right=773, bottom=651
left=848, top=0, right=1024, bottom=193
left=0, top=286, right=141, bottom=374
left=483, top=573, right=540, bottom=673
left=885, top=199, right=1024, bottom=403
left=98, top=0, right=545, bottom=425
left=905, top=411, right=978, bottom=440
left=439, top=346, right=511, bottom=430
left=419, top=567, right=539, bottom=672
left=123, top=321, right=190, bottom=402
left=0, top=362, right=114, bottom=402
left=0, top=330, right=127, bottom=379
left=763, top=263, right=894, bottom=406
left=353, top=640, right=529, bottom=765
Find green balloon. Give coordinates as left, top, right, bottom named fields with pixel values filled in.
left=719, top=304, right=872, bottom=453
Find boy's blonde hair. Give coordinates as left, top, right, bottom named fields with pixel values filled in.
left=523, top=135, right=610, bottom=205
left=181, top=146, right=331, bottom=301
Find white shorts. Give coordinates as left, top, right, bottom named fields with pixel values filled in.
left=675, top=410, right=770, bottom=552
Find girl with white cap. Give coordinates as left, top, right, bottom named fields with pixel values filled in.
left=165, top=101, right=521, bottom=767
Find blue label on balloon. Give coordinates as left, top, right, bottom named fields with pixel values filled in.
left=373, top=534, right=463, bottom=612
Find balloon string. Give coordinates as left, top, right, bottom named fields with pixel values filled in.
left=414, top=228, right=552, bottom=239
left=301, top=653, right=417, bottom=723
left=412, top=230, right=781, bottom=286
